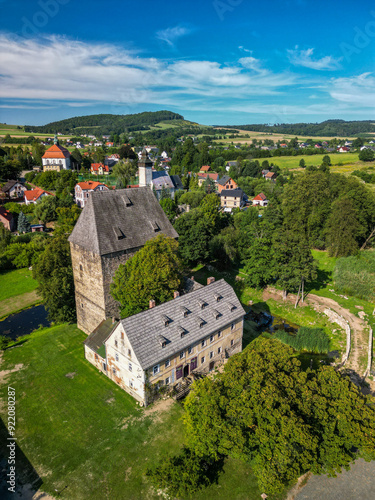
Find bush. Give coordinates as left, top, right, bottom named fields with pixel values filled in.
left=334, top=251, right=375, bottom=300
left=0, top=336, right=11, bottom=350
left=274, top=327, right=330, bottom=353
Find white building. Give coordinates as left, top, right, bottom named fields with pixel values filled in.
left=42, top=134, right=71, bottom=172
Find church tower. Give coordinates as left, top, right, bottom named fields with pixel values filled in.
left=138, top=148, right=153, bottom=188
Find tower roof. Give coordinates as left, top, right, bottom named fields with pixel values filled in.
left=42, top=144, right=71, bottom=159
left=68, top=187, right=178, bottom=255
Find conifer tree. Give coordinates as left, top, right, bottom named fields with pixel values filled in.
left=17, top=211, right=31, bottom=234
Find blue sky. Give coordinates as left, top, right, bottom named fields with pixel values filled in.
left=0, top=0, right=374, bottom=125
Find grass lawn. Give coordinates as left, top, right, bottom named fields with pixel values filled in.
left=272, top=152, right=360, bottom=170
left=0, top=324, right=284, bottom=500
left=0, top=268, right=40, bottom=319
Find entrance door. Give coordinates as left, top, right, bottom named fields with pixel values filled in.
left=209, top=361, right=214, bottom=372
left=183, top=364, right=189, bottom=378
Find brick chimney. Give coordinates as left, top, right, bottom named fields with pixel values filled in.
left=149, top=299, right=156, bottom=309
left=207, top=277, right=215, bottom=285
left=190, top=276, right=194, bottom=281
left=174, top=291, right=180, bottom=299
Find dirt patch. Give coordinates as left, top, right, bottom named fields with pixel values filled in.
left=65, top=372, right=76, bottom=379
left=0, top=363, right=24, bottom=383
left=144, top=397, right=174, bottom=418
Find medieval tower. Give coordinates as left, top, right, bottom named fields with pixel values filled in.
left=69, top=187, right=178, bottom=334
left=138, top=148, right=153, bottom=188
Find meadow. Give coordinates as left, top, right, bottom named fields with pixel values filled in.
left=0, top=268, right=40, bottom=319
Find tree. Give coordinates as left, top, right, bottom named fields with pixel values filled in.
left=110, top=234, right=183, bottom=318
left=113, top=160, right=137, bottom=188
left=17, top=211, right=31, bottom=234
left=322, top=155, right=331, bottom=166
left=183, top=337, right=375, bottom=495
left=174, top=210, right=213, bottom=265
left=159, top=197, right=177, bottom=223
left=33, top=236, right=76, bottom=323
left=54, top=205, right=81, bottom=235
left=325, top=198, right=364, bottom=257
left=0, top=224, right=11, bottom=252
left=34, top=196, right=58, bottom=223
left=359, top=148, right=375, bottom=162
left=160, top=184, right=171, bottom=200
left=118, top=144, right=136, bottom=160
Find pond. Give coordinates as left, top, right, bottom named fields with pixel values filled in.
left=0, top=305, right=50, bottom=340
left=245, top=309, right=332, bottom=369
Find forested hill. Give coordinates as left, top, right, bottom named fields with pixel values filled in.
left=25, top=110, right=184, bottom=135
left=224, top=120, right=375, bottom=137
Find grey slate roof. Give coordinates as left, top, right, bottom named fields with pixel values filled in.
left=1, top=180, right=24, bottom=193
left=68, top=187, right=178, bottom=255
left=170, top=175, right=184, bottom=190
left=84, top=318, right=117, bottom=354
left=218, top=175, right=231, bottom=186
left=151, top=171, right=174, bottom=190
left=220, top=188, right=244, bottom=198
left=115, top=279, right=246, bottom=370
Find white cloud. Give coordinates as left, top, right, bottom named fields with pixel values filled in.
left=287, top=47, right=342, bottom=70
left=330, top=73, right=375, bottom=107
left=0, top=35, right=298, bottom=108
left=156, top=25, right=192, bottom=46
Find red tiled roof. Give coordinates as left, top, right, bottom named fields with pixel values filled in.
left=76, top=181, right=107, bottom=191
left=91, top=163, right=109, bottom=172
left=253, top=193, right=267, bottom=201
left=24, top=188, right=51, bottom=202
left=265, top=172, right=276, bottom=178
left=200, top=165, right=211, bottom=172
left=42, top=144, right=71, bottom=159
left=198, top=173, right=219, bottom=181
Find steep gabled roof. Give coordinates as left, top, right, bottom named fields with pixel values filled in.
left=76, top=181, right=108, bottom=191
left=68, top=187, right=178, bottom=256
left=1, top=180, right=24, bottom=193
left=113, top=279, right=245, bottom=370
left=220, top=188, right=244, bottom=198
left=253, top=192, right=267, bottom=201
left=24, top=188, right=52, bottom=202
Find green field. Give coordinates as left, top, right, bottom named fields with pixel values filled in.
left=0, top=268, right=40, bottom=319
left=271, top=152, right=360, bottom=170
left=0, top=324, right=283, bottom=500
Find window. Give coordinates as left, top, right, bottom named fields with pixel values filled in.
left=165, top=359, right=170, bottom=368
left=231, top=339, right=234, bottom=346
left=218, top=347, right=222, bottom=354
left=201, top=356, right=205, bottom=364
left=129, top=363, right=132, bottom=372
left=210, top=351, right=214, bottom=359
left=153, top=365, right=159, bottom=375
left=112, top=367, right=116, bottom=375
left=129, top=380, right=133, bottom=388
left=102, top=362, right=107, bottom=371
left=234, top=202, right=237, bottom=206
left=179, top=351, right=185, bottom=360
left=115, top=340, right=118, bottom=347
left=224, top=201, right=226, bottom=205
left=128, top=348, right=131, bottom=357
left=165, top=377, right=170, bottom=385
left=201, top=340, right=206, bottom=348
left=79, top=264, right=83, bottom=271
left=121, top=331, right=124, bottom=340
left=115, top=354, right=119, bottom=362
left=217, top=331, right=222, bottom=338
left=210, top=335, right=214, bottom=343
left=231, top=322, right=235, bottom=330
left=188, top=346, right=193, bottom=355
left=94, top=354, right=98, bottom=360
left=176, top=365, right=183, bottom=380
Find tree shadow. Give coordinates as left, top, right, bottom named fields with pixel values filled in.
left=304, top=268, right=332, bottom=294
left=243, top=302, right=272, bottom=349
left=0, top=417, right=42, bottom=500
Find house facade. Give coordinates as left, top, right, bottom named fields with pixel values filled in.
left=0, top=207, right=15, bottom=231
left=84, top=278, right=245, bottom=406
left=217, top=176, right=238, bottom=193
left=1, top=180, right=27, bottom=200
left=90, top=163, right=110, bottom=175
left=68, top=187, right=178, bottom=334
left=220, top=188, right=244, bottom=210
left=197, top=172, right=219, bottom=187
left=74, top=181, right=109, bottom=208
left=42, top=135, right=71, bottom=172
left=253, top=192, right=268, bottom=207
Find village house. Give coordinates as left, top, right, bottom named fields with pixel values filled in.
left=42, top=134, right=72, bottom=172
left=84, top=278, right=245, bottom=406
left=24, top=187, right=52, bottom=205
left=197, top=172, right=219, bottom=187
left=264, top=171, right=277, bottom=181
left=199, top=165, right=211, bottom=174
left=68, top=187, right=178, bottom=334
left=74, top=181, right=110, bottom=208
left=220, top=188, right=244, bottom=211
left=217, top=175, right=238, bottom=193
left=90, top=163, right=110, bottom=176
left=1, top=180, right=27, bottom=200
left=138, top=149, right=183, bottom=199
left=0, top=207, right=15, bottom=231
left=252, top=192, right=268, bottom=207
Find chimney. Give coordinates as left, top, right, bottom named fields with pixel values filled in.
left=149, top=299, right=156, bottom=309
left=174, top=291, right=180, bottom=299
left=190, top=276, right=194, bottom=281
left=207, top=277, right=215, bottom=285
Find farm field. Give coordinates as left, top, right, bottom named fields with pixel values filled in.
left=0, top=323, right=286, bottom=500
left=212, top=128, right=363, bottom=143
left=271, top=152, right=361, bottom=170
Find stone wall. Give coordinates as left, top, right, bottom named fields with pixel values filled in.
left=323, top=308, right=351, bottom=364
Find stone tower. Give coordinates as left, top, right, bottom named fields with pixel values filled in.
left=68, top=187, right=178, bottom=334
left=138, top=148, right=153, bottom=188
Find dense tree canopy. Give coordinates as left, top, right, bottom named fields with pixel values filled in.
left=110, top=234, right=183, bottom=318
left=183, top=338, right=375, bottom=495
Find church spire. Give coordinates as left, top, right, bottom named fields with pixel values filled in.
left=54, top=133, right=59, bottom=146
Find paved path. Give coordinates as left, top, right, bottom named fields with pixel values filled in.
left=294, top=459, right=375, bottom=500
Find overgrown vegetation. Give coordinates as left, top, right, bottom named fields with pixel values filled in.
left=334, top=251, right=375, bottom=301
left=274, top=327, right=330, bottom=353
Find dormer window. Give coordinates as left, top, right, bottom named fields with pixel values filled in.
left=113, top=227, right=125, bottom=240
left=178, top=326, right=186, bottom=338
left=150, top=221, right=160, bottom=232
left=227, top=302, right=236, bottom=312
left=161, top=315, right=170, bottom=327
left=180, top=306, right=189, bottom=318
left=214, top=294, right=222, bottom=302
left=158, top=335, right=168, bottom=348
left=198, top=299, right=206, bottom=310
left=212, top=309, right=220, bottom=320
left=197, top=317, right=205, bottom=328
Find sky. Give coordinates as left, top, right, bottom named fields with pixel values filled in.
left=0, top=0, right=374, bottom=126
